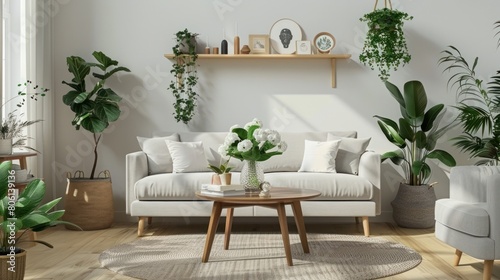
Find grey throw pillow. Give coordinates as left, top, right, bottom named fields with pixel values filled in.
left=327, top=134, right=371, bottom=175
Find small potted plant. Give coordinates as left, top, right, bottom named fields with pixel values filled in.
left=359, top=7, right=413, bottom=81
left=208, top=157, right=233, bottom=185
left=168, top=28, right=199, bottom=124
left=375, top=80, right=456, bottom=228
left=0, top=161, right=80, bottom=279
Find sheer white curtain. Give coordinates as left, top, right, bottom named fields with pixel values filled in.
left=2, top=0, right=54, bottom=198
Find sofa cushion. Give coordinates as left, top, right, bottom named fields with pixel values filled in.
left=166, top=140, right=208, bottom=173
left=265, top=172, right=373, bottom=200
left=137, top=133, right=179, bottom=174
left=135, top=172, right=373, bottom=201
left=328, top=134, right=371, bottom=175
left=435, top=198, right=489, bottom=237
left=298, top=139, right=341, bottom=173
left=262, top=131, right=357, bottom=172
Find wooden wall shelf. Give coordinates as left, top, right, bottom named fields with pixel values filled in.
left=164, top=54, right=352, bottom=88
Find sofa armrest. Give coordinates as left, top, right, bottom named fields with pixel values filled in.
left=358, top=151, right=381, bottom=215
left=487, top=174, right=500, bottom=257
left=126, top=151, right=148, bottom=214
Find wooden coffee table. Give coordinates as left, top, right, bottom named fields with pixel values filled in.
left=196, top=187, right=321, bottom=266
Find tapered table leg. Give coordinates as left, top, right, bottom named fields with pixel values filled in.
left=224, top=208, right=234, bottom=250
left=202, top=202, right=223, bottom=262
left=291, top=201, right=309, bottom=253
left=276, top=202, right=293, bottom=266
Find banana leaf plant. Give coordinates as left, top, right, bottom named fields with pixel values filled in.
left=62, top=51, right=130, bottom=179
left=375, top=80, right=457, bottom=185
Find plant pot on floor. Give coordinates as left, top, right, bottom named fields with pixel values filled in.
left=0, top=249, right=26, bottom=280
left=63, top=172, right=114, bottom=230
left=391, top=183, right=436, bottom=229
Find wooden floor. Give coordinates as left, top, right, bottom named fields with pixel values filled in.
left=22, top=220, right=499, bottom=280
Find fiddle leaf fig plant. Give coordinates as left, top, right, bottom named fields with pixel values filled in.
left=62, top=51, right=130, bottom=179
left=168, top=29, right=199, bottom=124
left=375, top=80, right=456, bottom=185
left=360, top=8, right=413, bottom=81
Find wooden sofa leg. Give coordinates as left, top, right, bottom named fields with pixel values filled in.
left=362, top=216, right=370, bottom=237
left=148, top=217, right=152, bottom=225
left=453, top=249, right=462, bottom=266
left=138, top=217, right=146, bottom=237
left=483, top=260, right=493, bottom=280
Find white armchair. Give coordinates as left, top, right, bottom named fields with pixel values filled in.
left=435, top=166, right=500, bottom=280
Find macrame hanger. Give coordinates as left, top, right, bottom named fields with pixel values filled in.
left=373, top=0, right=393, bottom=11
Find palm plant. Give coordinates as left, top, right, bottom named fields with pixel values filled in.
left=375, top=80, right=456, bottom=185
left=439, top=20, right=500, bottom=165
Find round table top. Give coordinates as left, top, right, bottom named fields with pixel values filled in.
left=196, top=187, right=321, bottom=205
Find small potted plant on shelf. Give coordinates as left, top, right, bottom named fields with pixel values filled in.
left=61, top=51, right=130, bottom=230
left=0, top=161, right=80, bottom=280
left=168, top=28, right=199, bottom=124
left=375, top=80, right=456, bottom=228
left=0, top=81, right=49, bottom=154
left=359, top=5, right=413, bottom=81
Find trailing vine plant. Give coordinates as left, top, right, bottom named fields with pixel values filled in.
left=168, top=29, right=199, bottom=124
left=359, top=0, right=413, bottom=82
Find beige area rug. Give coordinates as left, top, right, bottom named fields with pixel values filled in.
left=99, top=233, right=421, bottom=280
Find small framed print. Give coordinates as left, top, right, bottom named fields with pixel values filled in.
left=296, top=41, right=311, bottom=55
left=313, top=32, right=336, bottom=54
left=249, top=34, right=270, bottom=54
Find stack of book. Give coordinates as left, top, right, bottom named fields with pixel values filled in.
left=200, top=184, right=245, bottom=196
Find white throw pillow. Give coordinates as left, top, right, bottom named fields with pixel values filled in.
left=298, top=139, right=342, bottom=173
left=165, top=140, right=208, bottom=173
left=328, top=134, right=371, bottom=175
left=137, top=134, right=179, bottom=174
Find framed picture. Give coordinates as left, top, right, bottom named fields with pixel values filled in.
left=313, top=32, right=336, bottom=54
left=296, top=41, right=311, bottom=55
left=249, top=34, right=270, bottom=54
left=269, top=18, right=303, bottom=54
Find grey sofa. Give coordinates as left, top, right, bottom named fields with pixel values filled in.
left=126, top=131, right=381, bottom=237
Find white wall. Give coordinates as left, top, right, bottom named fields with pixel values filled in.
left=51, top=0, right=500, bottom=222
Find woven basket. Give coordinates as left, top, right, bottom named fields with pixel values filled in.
left=63, top=171, right=114, bottom=230
left=391, top=183, right=436, bottom=229
left=0, top=249, right=26, bottom=280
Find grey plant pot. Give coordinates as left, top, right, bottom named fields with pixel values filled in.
left=391, top=183, right=436, bottom=229
left=178, top=37, right=197, bottom=54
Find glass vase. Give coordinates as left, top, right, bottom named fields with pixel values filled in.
left=240, top=160, right=264, bottom=194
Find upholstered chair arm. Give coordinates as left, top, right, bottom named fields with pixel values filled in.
left=358, top=151, right=381, bottom=215
left=449, top=166, right=500, bottom=203
left=487, top=173, right=500, bottom=258
left=126, top=151, right=148, bottom=214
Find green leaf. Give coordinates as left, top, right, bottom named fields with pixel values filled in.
left=20, top=213, right=51, bottom=229
left=74, top=92, right=90, bottom=104
left=95, top=102, right=121, bottom=123
left=422, top=104, right=444, bottom=132
left=403, top=80, right=427, bottom=120
left=381, top=150, right=405, bottom=165
left=93, top=66, right=131, bottom=81
left=427, top=150, right=456, bottom=167
left=66, top=56, right=90, bottom=84
left=97, top=88, right=122, bottom=102
left=92, top=51, right=118, bottom=69
left=15, top=179, right=45, bottom=218
left=62, top=90, right=81, bottom=106
left=415, top=131, right=427, bottom=149
left=37, top=198, right=62, bottom=213
left=374, top=116, right=406, bottom=148
left=398, top=118, right=414, bottom=141
left=80, top=115, right=108, bottom=133
left=0, top=161, right=11, bottom=200
left=385, top=81, right=405, bottom=108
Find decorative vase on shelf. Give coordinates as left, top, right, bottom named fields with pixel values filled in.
left=0, top=138, right=13, bottom=155
left=240, top=160, right=264, bottom=194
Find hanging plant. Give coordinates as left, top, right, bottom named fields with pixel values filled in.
left=168, top=29, right=199, bottom=124
left=359, top=2, right=413, bottom=81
